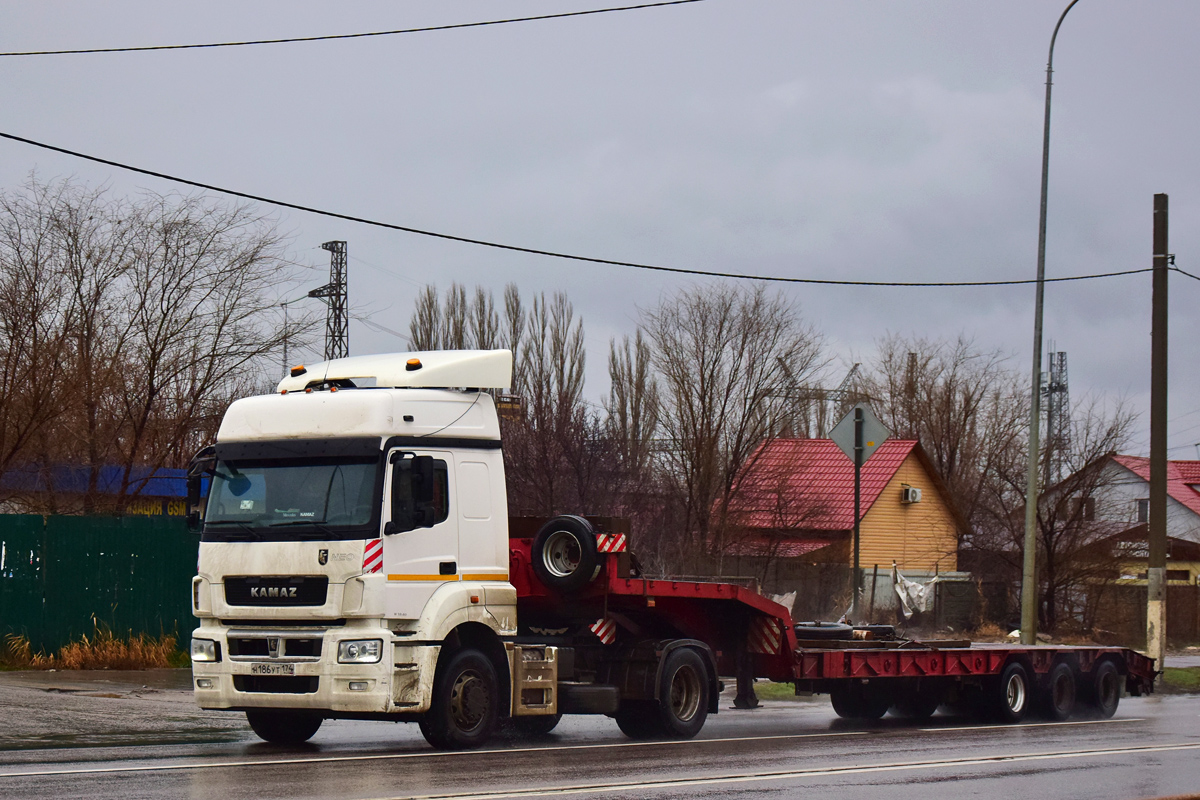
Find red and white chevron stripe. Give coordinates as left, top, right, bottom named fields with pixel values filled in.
left=590, top=617, right=617, bottom=645
left=747, top=616, right=782, bottom=655
left=595, top=533, right=627, bottom=553
left=363, top=539, right=383, bottom=574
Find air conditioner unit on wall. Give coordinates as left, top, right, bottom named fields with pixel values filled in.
left=901, top=486, right=922, bottom=504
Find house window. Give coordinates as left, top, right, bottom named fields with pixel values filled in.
left=1073, top=496, right=1095, bottom=520
left=1136, top=499, right=1149, bottom=523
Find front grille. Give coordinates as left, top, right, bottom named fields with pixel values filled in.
left=233, top=676, right=319, bottom=694
left=227, top=637, right=323, bottom=657
left=224, top=576, right=329, bottom=606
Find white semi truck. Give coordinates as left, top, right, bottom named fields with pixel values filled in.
left=188, top=349, right=1154, bottom=750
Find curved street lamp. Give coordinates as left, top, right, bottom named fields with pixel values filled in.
left=1021, top=0, right=1082, bottom=646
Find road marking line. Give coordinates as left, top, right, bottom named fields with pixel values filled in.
left=920, top=717, right=1145, bottom=733
left=357, top=742, right=1200, bottom=800
left=0, top=730, right=869, bottom=779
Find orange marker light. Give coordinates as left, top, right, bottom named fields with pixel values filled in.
left=405, top=358, right=422, bottom=372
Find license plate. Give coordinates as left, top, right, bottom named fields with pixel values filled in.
left=250, top=662, right=295, bottom=676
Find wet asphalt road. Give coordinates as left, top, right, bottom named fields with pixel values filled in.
left=1, top=670, right=1198, bottom=800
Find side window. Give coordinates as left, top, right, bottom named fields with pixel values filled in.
left=389, top=454, right=449, bottom=533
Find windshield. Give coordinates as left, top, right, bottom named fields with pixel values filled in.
left=204, top=456, right=380, bottom=535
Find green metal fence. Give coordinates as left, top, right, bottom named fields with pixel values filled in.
left=0, top=515, right=198, bottom=652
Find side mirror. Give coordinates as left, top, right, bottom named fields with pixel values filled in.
left=187, top=445, right=216, bottom=534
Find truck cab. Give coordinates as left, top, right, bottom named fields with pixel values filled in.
left=189, top=350, right=528, bottom=747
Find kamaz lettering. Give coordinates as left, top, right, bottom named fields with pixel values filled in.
left=250, top=587, right=297, bottom=599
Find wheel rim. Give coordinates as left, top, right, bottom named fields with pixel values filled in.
left=449, top=669, right=489, bottom=733
left=669, top=664, right=702, bottom=722
left=543, top=530, right=582, bottom=578
left=1005, top=673, right=1026, bottom=713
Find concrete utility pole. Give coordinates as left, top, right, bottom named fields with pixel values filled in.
left=1022, top=0, right=1081, bottom=646
left=1147, top=193, right=1169, bottom=666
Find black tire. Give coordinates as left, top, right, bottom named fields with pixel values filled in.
left=614, top=701, right=662, bottom=739
left=531, top=515, right=600, bottom=594
left=506, top=713, right=562, bottom=737
left=1086, top=660, right=1121, bottom=719
left=419, top=648, right=500, bottom=750
left=990, top=661, right=1031, bottom=723
left=891, top=686, right=941, bottom=720
left=831, top=686, right=889, bottom=720
left=794, top=621, right=855, bottom=640
left=657, top=648, right=710, bottom=738
left=614, top=649, right=711, bottom=740
left=245, top=710, right=322, bottom=744
left=1039, top=662, right=1077, bottom=721
left=830, top=688, right=862, bottom=719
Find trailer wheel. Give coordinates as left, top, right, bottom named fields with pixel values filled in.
left=1039, top=662, right=1077, bottom=721
left=831, top=686, right=889, bottom=720
left=531, top=515, right=600, bottom=594
left=419, top=648, right=500, bottom=750
left=1085, top=660, right=1121, bottom=719
left=245, top=710, right=322, bottom=744
left=890, top=686, right=940, bottom=720
left=990, top=661, right=1031, bottom=723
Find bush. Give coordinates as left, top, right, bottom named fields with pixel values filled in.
left=2, top=621, right=184, bottom=670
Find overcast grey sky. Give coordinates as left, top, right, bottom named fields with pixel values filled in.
left=2, top=0, right=1198, bottom=457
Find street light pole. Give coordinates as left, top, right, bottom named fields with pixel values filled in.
left=1022, top=0, right=1081, bottom=646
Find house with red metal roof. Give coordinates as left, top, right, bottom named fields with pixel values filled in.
left=723, top=438, right=963, bottom=575
left=1086, top=454, right=1200, bottom=543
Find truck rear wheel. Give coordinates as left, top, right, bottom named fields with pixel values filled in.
left=615, top=648, right=711, bottom=740
left=990, top=661, right=1031, bottom=723
left=1085, top=660, right=1121, bottom=718
left=1039, top=662, right=1076, bottom=721
left=245, top=710, right=322, bottom=744
left=419, top=648, right=500, bottom=750
left=531, top=515, right=600, bottom=594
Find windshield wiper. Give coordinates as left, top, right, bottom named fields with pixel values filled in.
left=269, top=519, right=335, bottom=538
left=205, top=520, right=261, bottom=540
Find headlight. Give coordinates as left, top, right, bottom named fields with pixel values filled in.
left=191, top=638, right=220, bottom=662
left=338, top=639, right=382, bottom=664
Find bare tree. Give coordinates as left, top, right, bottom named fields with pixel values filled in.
left=605, top=330, right=658, bottom=479
left=641, top=282, right=826, bottom=572
left=860, top=334, right=1028, bottom=539
left=408, top=286, right=440, bottom=351
left=0, top=177, right=314, bottom=514
left=0, top=179, right=79, bottom=495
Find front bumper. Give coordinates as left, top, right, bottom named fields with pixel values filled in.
left=191, top=622, right=439, bottom=715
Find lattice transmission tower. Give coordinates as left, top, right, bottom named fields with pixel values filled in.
left=1043, top=348, right=1071, bottom=484
left=308, top=240, right=349, bottom=360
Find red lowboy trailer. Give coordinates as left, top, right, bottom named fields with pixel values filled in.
left=509, top=516, right=1156, bottom=738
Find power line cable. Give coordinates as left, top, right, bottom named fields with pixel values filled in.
left=0, top=129, right=1162, bottom=288
left=0, top=1, right=706, bottom=57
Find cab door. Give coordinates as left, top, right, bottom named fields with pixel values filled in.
left=382, top=448, right=459, bottom=619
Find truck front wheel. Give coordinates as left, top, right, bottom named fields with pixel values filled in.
left=245, top=710, right=322, bottom=744
left=419, top=648, right=500, bottom=750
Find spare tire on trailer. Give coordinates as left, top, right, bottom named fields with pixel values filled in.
left=531, top=515, right=601, bottom=594
left=794, top=621, right=855, bottom=640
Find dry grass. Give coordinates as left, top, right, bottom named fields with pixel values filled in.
left=2, top=621, right=181, bottom=670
